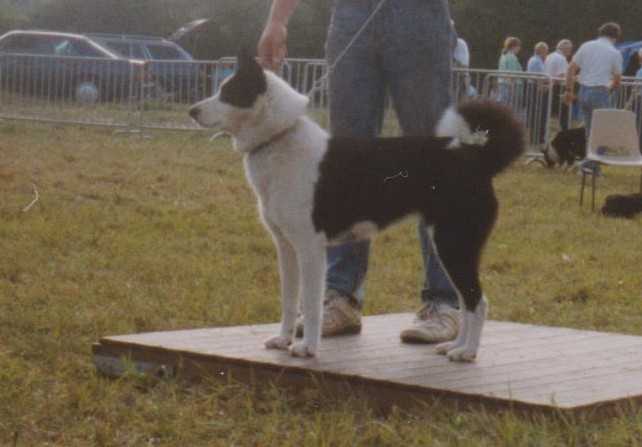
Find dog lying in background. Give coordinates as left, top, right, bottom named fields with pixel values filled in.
left=602, top=194, right=642, bottom=218
left=188, top=50, right=524, bottom=362
left=545, top=128, right=586, bottom=168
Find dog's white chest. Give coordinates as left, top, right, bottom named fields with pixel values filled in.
left=244, top=155, right=273, bottom=206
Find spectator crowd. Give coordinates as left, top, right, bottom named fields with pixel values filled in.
left=469, top=22, right=642, bottom=153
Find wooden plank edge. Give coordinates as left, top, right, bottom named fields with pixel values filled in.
left=91, top=340, right=611, bottom=417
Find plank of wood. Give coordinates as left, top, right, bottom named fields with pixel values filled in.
left=93, top=313, right=642, bottom=413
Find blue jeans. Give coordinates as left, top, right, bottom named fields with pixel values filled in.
left=578, top=85, right=611, bottom=173
left=325, top=0, right=458, bottom=308
left=578, top=85, right=610, bottom=136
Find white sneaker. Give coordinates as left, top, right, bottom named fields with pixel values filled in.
left=400, top=302, right=460, bottom=344
left=295, top=290, right=362, bottom=337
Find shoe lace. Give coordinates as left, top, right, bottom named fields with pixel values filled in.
left=323, top=294, right=341, bottom=307
left=324, top=292, right=360, bottom=310
left=416, top=302, right=446, bottom=325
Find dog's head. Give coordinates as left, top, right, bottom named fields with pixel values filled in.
left=189, top=49, right=309, bottom=153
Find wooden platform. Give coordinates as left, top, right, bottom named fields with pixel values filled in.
left=93, top=313, right=642, bottom=413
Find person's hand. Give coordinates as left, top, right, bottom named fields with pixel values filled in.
left=258, top=21, right=287, bottom=71
left=563, top=90, right=575, bottom=105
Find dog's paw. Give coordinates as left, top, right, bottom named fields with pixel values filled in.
left=446, top=346, right=477, bottom=363
left=289, top=341, right=316, bottom=358
left=435, top=341, right=459, bottom=355
left=264, top=335, right=292, bottom=351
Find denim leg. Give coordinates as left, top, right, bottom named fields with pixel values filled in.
left=580, top=87, right=611, bottom=137
left=324, top=0, right=387, bottom=304
left=594, top=89, right=611, bottom=109
left=381, top=0, right=459, bottom=308
left=579, top=86, right=594, bottom=136
left=417, top=219, right=459, bottom=307
left=580, top=87, right=611, bottom=173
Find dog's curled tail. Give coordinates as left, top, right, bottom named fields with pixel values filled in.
left=436, top=101, right=525, bottom=177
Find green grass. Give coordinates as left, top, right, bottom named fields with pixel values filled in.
left=1, top=121, right=642, bottom=446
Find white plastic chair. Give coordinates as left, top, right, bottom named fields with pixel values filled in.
left=579, top=109, right=642, bottom=210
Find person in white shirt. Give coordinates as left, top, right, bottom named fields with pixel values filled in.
left=546, top=39, right=573, bottom=130
left=454, top=37, right=470, bottom=68
left=545, top=39, right=573, bottom=79
left=451, top=22, right=475, bottom=99
left=565, top=23, right=623, bottom=135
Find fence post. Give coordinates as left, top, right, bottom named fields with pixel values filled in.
left=543, top=74, right=554, bottom=150
left=137, top=61, right=147, bottom=132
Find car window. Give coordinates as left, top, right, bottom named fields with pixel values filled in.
left=54, top=39, right=105, bottom=58
left=131, top=43, right=146, bottom=59
left=73, top=40, right=105, bottom=57
left=0, top=34, right=19, bottom=51
left=146, top=44, right=187, bottom=60
left=103, top=41, right=130, bottom=58
left=0, top=35, right=54, bottom=54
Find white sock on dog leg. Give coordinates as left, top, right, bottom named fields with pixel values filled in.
left=436, top=307, right=466, bottom=355
left=462, top=298, right=488, bottom=360
left=447, top=297, right=487, bottom=362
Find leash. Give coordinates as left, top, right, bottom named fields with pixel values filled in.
left=210, top=0, right=388, bottom=144
left=304, top=0, right=389, bottom=100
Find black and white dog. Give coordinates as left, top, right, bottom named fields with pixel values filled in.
left=602, top=194, right=642, bottom=218
left=189, top=51, right=524, bottom=362
left=546, top=127, right=587, bottom=168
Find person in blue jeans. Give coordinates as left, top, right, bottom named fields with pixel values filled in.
left=565, top=22, right=623, bottom=173
left=259, top=0, right=460, bottom=343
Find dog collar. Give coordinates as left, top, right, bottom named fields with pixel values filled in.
left=248, top=123, right=297, bottom=156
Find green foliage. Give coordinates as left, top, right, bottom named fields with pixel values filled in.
left=451, top=0, right=642, bottom=67
left=0, top=1, right=29, bottom=34
left=30, top=0, right=179, bottom=35
left=9, top=0, right=642, bottom=65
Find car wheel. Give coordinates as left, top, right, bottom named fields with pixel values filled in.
left=74, top=81, right=99, bottom=105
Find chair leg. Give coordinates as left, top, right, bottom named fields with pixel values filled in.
left=591, top=171, right=597, bottom=211
left=580, top=172, right=586, bottom=206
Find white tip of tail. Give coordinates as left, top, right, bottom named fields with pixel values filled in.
left=435, top=106, right=489, bottom=148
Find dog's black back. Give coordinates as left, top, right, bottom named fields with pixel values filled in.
left=549, top=128, right=586, bottom=167
left=312, top=102, right=524, bottom=313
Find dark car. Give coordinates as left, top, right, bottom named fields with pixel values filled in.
left=87, top=33, right=193, bottom=61
left=88, top=33, right=209, bottom=102
left=0, top=30, right=145, bottom=104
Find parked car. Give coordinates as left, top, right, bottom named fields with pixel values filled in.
left=0, top=30, right=145, bottom=104
left=88, top=33, right=209, bottom=102
left=87, top=33, right=193, bottom=61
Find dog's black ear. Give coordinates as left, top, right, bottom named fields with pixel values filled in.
left=237, top=46, right=259, bottom=71
left=219, top=45, right=266, bottom=107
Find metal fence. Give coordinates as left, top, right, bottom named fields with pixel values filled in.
left=0, top=53, right=143, bottom=127
left=2, top=53, right=642, bottom=149
left=451, top=68, right=553, bottom=154
left=452, top=68, right=642, bottom=154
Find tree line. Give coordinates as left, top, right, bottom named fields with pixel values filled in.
left=1, top=0, right=640, bottom=67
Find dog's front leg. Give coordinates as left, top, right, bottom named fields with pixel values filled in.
left=265, top=233, right=299, bottom=351
left=289, top=237, right=325, bottom=358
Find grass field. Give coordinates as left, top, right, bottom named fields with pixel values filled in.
left=1, top=120, right=642, bottom=446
